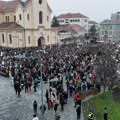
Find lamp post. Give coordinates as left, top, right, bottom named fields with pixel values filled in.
left=40, top=50, right=44, bottom=120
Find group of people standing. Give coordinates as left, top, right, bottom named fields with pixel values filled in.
left=0, top=43, right=114, bottom=120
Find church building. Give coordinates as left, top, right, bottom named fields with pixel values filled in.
left=0, top=0, right=58, bottom=48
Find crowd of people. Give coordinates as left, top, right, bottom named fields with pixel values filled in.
left=0, top=43, right=119, bottom=120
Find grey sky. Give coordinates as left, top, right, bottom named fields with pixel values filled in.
left=48, top=0, right=120, bottom=23
left=4, top=0, right=120, bottom=23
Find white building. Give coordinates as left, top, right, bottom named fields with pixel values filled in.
left=0, top=0, right=58, bottom=48
left=57, top=13, right=89, bottom=32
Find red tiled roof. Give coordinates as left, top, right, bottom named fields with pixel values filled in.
left=57, top=13, right=88, bottom=19
left=56, top=24, right=85, bottom=33
left=0, top=0, right=19, bottom=12
left=70, top=24, right=85, bottom=33
left=89, top=20, right=98, bottom=24
left=0, top=22, right=24, bottom=29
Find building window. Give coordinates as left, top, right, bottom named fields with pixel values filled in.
left=47, top=16, right=49, bottom=22
left=78, top=19, right=80, bottom=22
left=9, top=34, right=12, bottom=44
left=28, top=36, right=30, bottom=44
left=8, top=16, right=9, bottom=22
left=27, top=14, right=29, bottom=21
left=39, top=11, right=43, bottom=24
left=14, top=15, right=16, bottom=21
left=19, top=14, right=22, bottom=20
left=5, top=16, right=10, bottom=22
left=117, top=15, right=119, bottom=19
left=84, top=19, right=87, bottom=22
left=5, top=16, right=7, bottom=22
left=65, top=19, right=69, bottom=23
left=109, top=31, right=112, bottom=35
left=2, top=34, right=5, bottom=43
left=110, top=26, right=112, bottom=29
left=39, top=0, right=42, bottom=4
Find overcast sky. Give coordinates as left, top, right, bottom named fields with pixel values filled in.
left=4, top=0, right=120, bottom=23
left=48, top=0, right=120, bottom=23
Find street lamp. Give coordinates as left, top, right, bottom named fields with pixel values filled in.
left=39, top=50, right=44, bottom=120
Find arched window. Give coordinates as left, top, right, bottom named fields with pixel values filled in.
left=27, top=14, right=29, bottom=21
left=14, top=15, right=16, bottom=21
left=39, top=0, right=42, bottom=4
left=19, top=14, right=22, bottom=20
left=9, top=34, right=12, bottom=44
left=28, top=36, right=30, bottom=44
left=2, top=34, right=4, bottom=43
left=39, top=11, right=43, bottom=24
left=8, top=16, right=9, bottom=22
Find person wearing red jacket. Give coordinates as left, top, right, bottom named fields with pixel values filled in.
left=74, top=94, right=78, bottom=107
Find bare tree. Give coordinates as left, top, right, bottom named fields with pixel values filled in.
left=94, top=45, right=118, bottom=97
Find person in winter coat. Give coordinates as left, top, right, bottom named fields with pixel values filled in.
left=32, top=114, right=39, bottom=120
left=33, top=101, right=37, bottom=115
left=103, top=107, right=108, bottom=120
left=60, top=94, right=64, bottom=111
left=74, top=95, right=78, bottom=107
left=45, top=89, right=49, bottom=103
left=54, top=102, right=59, bottom=113
left=76, top=105, right=81, bottom=120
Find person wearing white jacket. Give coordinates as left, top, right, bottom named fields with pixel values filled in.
left=32, top=114, right=39, bottom=120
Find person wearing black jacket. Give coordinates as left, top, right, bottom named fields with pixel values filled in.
left=104, top=107, right=108, bottom=120
left=54, top=102, right=59, bottom=113
left=76, top=105, right=81, bottom=120
left=33, top=100, right=37, bottom=115
left=45, top=89, right=49, bottom=103
left=77, top=98, right=81, bottom=106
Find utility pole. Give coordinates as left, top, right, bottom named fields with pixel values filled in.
left=40, top=50, right=44, bottom=119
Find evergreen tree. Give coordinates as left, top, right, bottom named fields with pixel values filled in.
left=51, top=16, right=59, bottom=27
left=89, top=24, right=97, bottom=39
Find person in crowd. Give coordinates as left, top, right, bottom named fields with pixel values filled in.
left=32, top=114, right=39, bottom=120
left=54, top=102, right=59, bottom=113
left=40, top=104, right=46, bottom=115
left=74, top=94, right=78, bottom=107
left=45, top=89, right=49, bottom=103
left=103, top=107, right=108, bottom=120
left=33, top=100, right=37, bottom=115
left=76, top=104, right=81, bottom=120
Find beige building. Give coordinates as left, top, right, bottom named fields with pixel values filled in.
left=0, top=0, right=58, bottom=48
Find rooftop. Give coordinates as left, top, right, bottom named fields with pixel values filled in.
left=57, top=13, right=88, bottom=19
left=0, top=0, right=30, bottom=12
left=0, top=22, right=24, bottom=29
left=89, top=20, right=98, bottom=24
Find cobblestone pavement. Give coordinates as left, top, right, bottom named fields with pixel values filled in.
left=0, top=76, right=84, bottom=120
